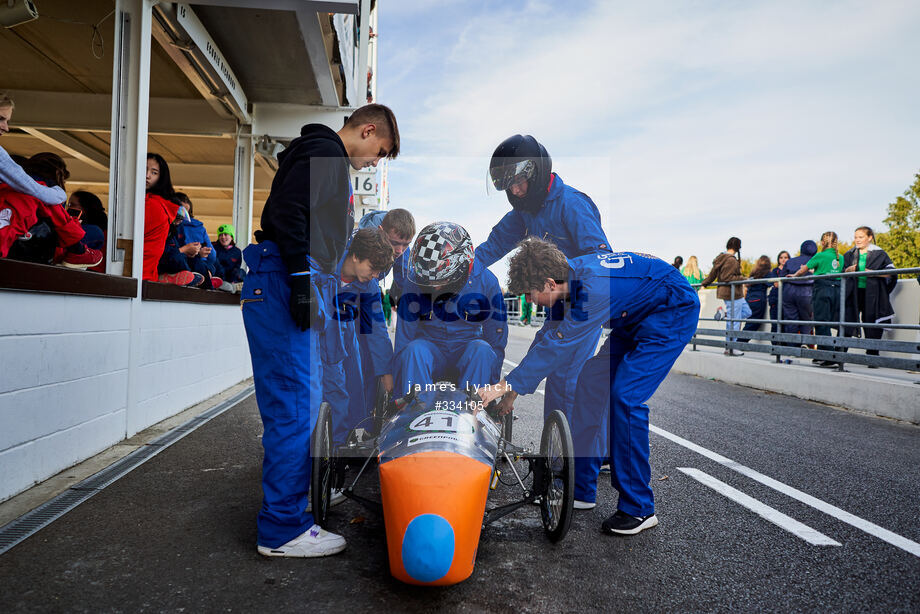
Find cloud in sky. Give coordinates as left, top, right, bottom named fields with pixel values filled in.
left=379, top=0, right=920, bottom=284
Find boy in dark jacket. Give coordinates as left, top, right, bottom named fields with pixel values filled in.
left=242, top=104, right=400, bottom=559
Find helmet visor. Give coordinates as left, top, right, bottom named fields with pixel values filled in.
left=488, top=159, right=535, bottom=193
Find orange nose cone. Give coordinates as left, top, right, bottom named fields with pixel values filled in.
left=379, top=451, right=492, bottom=585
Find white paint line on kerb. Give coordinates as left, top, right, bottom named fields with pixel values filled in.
left=503, top=359, right=545, bottom=395
left=677, top=467, right=841, bottom=546
left=653, top=425, right=920, bottom=558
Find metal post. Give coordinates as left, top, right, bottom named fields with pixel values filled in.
left=729, top=282, right=735, bottom=354
left=838, top=276, right=846, bottom=371
left=776, top=278, right=783, bottom=362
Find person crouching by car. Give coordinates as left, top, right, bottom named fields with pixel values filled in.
left=478, top=239, right=700, bottom=536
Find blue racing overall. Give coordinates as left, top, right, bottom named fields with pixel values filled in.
left=476, top=174, right=609, bottom=424
left=321, top=253, right=371, bottom=447
left=394, top=260, right=507, bottom=395
left=505, top=252, right=700, bottom=516
left=353, top=211, right=404, bottom=412
left=241, top=240, right=329, bottom=548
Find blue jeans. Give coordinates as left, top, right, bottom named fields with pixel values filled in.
left=724, top=297, right=752, bottom=342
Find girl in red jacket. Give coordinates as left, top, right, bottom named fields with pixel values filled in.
left=143, top=153, right=201, bottom=285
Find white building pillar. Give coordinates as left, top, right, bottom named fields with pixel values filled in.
left=233, top=125, right=255, bottom=249
left=107, top=0, right=155, bottom=437
left=107, top=0, right=155, bottom=280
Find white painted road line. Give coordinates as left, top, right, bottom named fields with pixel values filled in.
left=677, top=467, right=841, bottom=546
left=653, top=425, right=920, bottom=558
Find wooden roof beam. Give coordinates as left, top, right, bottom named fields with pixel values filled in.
left=6, top=90, right=237, bottom=137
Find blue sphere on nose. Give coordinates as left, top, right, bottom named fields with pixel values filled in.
left=401, top=513, right=455, bottom=583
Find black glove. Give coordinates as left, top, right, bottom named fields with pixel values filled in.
left=289, top=274, right=320, bottom=331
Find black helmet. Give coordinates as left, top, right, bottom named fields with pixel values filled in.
left=409, top=222, right=474, bottom=293
left=488, top=134, right=552, bottom=214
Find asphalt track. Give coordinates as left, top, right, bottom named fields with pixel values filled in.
left=1, top=329, right=918, bottom=612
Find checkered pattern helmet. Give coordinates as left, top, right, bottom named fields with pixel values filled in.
left=410, top=222, right=474, bottom=291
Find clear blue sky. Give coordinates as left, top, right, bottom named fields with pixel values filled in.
left=379, top=0, right=920, bottom=284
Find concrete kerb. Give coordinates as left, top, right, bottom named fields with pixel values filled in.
left=674, top=349, right=920, bottom=424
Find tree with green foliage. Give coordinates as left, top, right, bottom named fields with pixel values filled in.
left=877, top=171, right=920, bottom=276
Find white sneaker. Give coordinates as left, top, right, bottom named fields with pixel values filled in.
left=306, top=488, right=346, bottom=513
left=257, top=524, right=346, bottom=557
left=574, top=499, right=597, bottom=510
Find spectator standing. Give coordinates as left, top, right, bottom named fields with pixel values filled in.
left=701, top=237, right=751, bottom=355
left=794, top=232, right=844, bottom=366
left=214, top=223, right=245, bottom=285
left=381, top=288, right=392, bottom=328
left=742, top=255, right=771, bottom=332
left=520, top=294, right=533, bottom=326
left=681, top=255, right=704, bottom=289
left=672, top=255, right=683, bottom=269
left=781, top=240, right=818, bottom=340
left=143, top=153, right=180, bottom=282
left=842, top=226, right=896, bottom=366
left=766, top=250, right=790, bottom=337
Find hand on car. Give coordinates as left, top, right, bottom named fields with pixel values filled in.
left=497, top=394, right=516, bottom=416
left=381, top=373, right=394, bottom=394
left=478, top=379, right=511, bottom=406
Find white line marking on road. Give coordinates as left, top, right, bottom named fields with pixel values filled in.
left=653, top=425, right=920, bottom=558
left=677, top=467, right=841, bottom=546
left=503, top=359, right=545, bottom=395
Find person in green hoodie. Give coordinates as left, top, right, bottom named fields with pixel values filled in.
left=792, top=231, right=844, bottom=366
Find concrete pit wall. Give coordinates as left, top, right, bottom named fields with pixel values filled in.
left=0, top=291, right=252, bottom=503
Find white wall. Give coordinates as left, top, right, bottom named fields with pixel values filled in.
left=0, top=291, right=252, bottom=502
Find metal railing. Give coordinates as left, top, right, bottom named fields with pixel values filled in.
left=691, top=266, right=920, bottom=371
left=503, top=297, right=546, bottom=327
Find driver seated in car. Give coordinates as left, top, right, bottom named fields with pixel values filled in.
left=393, top=222, right=507, bottom=396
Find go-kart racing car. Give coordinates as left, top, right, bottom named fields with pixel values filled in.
left=311, top=381, right=575, bottom=586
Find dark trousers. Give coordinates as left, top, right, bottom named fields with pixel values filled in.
left=782, top=286, right=813, bottom=335
left=812, top=279, right=840, bottom=351
left=742, top=298, right=766, bottom=332
left=857, top=287, right=883, bottom=356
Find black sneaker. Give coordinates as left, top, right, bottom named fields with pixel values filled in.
left=602, top=510, right=659, bottom=535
